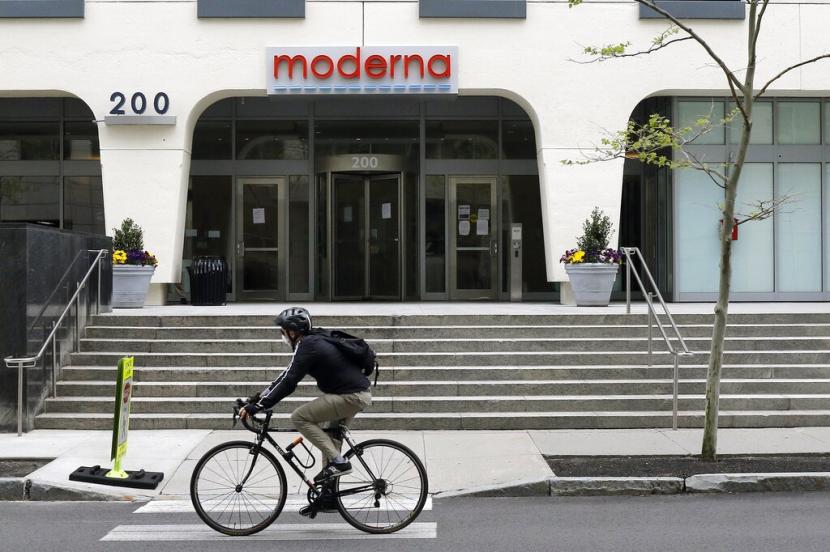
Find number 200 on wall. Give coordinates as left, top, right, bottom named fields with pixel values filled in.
left=110, top=92, right=170, bottom=115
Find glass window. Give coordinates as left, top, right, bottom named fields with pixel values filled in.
left=289, top=175, right=310, bottom=294
left=675, top=168, right=723, bottom=293
left=824, top=103, right=830, bottom=144
left=179, top=176, right=234, bottom=299
left=728, top=102, right=773, bottom=145
left=425, top=120, right=499, bottom=159
left=777, top=102, right=821, bottom=144
left=825, top=164, right=830, bottom=292
left=425, top=175, right=446, bottom=293
left=0, top=122, right=59, bottom=160
left=777, top=163, right=822, bottom=291
left=501, top=120, right=536, bottom=159
left=316, top=173, right=329, bottom=299
left=0, top=176, right=60, bottom=226
left=731, top=164, right=774, bottom=292
left=236, top=120, right=308, bottom=160
left=192, top=121, right=232, bottom=160
left=63, top=176, right=104, bottom=234
left=406, top=173, right=419, bottom=299
left=314, top=120, right=419, bottom=158
left=677, top=101, right=724, bottom=145
left=64, top=122, right=100, bottom=160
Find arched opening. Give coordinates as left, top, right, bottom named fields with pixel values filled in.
left=0, top=97, right=103, bottom=234
left=181, top=95, right=553, bottom=302
left=622, top=94, right=830, bottom=301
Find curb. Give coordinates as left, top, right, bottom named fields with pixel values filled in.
left=686, top=472, right=830, bottom=494
left=433, top=477, right=552, bottom=498
left=0, top=477, right=136, bottom=501
left=550, top=477, right=684, bottom=496
left=435, top=473, right=830, bottom=498
left=0, top=477, right=25, bottom=500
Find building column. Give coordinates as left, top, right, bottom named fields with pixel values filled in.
left=99, top=129, right=191, bottom=290
left=537, top=147, right=625, bottom=283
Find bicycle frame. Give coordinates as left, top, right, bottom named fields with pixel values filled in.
left=238, top=411, right=381, bottom=501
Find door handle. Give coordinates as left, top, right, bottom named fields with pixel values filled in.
left=490, top=241, right=498, bottom=256
left=237, top=241, right=244, bottom=257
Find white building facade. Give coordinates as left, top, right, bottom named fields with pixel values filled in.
left=2, top=0, right=829, bottom=302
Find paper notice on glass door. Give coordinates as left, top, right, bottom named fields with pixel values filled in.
left=459, top=220, right=471, bottom=236
left=458, top=205, right=471, bottom=220
left=478, top=208, right=490, bottom=221
left=476, top=219, right=489, bottom=236
left=382, top=202, right=392, bottom=219
left=252, top=208, right=265, bottom=225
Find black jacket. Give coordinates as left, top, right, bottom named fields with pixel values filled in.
left=256, top=333, right=370, bottom=410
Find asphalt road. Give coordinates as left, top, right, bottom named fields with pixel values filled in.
left=3, top=493, right=830, bottom=552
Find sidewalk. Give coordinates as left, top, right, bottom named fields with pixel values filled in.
left=3, top=427, right=830, bottom=500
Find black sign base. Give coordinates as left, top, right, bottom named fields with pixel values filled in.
left=69, top=465, right=164, bottom=490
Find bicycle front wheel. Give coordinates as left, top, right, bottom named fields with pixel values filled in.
left=190, top=440, right=287, bottom=536
left=335, top=439, right=429, bottom=534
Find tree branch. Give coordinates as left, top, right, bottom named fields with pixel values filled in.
left=678, top=149, right=728, bottom=189
left=735, top=194, right=794, bottom=225
left=568, top=36, right=692, bottom=65
left=756, top=53, right=830, bottom=98
left=752, top=0, right=770, bottom=55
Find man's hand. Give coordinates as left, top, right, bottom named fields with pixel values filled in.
left=240, top=402, right=259, bottom=420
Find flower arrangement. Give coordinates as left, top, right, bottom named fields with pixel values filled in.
left=111, top=218, right=159, bottom=267
left=112, top=248, right=158, bottom=267
left=560, top=207, right=622, bottom=265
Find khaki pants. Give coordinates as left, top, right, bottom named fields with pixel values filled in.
left=290, top=390, right=372, bottom=463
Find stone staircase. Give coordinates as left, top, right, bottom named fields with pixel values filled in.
left=33, top=312, right=830, bottom=430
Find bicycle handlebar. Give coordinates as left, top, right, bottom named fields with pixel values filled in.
left=233, top=399, right=294, bottom=433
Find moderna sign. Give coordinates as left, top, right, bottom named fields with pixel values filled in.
left=265, top=47, right=458, bottom=94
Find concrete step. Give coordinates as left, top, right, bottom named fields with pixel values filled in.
left=32, top=409, right=830, bottom=431
left=88, top=312, right=830, bottom=328
left=67, top=350, right=830, bottom=367
left=60, top=364, right=830, bottom=382
left=53, top=379, right=830, bottom=398
left=77, top=336, right=830, bottom=353
left=82, top=323, right=830, bottom=340
left=40, top=394, right=830, bottom=414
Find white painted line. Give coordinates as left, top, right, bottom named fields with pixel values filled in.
left=101, top=522, right=437, bottom=541
left=134, top=496, right=433, bottom=514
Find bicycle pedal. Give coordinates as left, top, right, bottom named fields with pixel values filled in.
left=299, top=504, right=318, bottom=519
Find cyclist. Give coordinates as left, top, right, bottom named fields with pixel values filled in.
left=240, top=307, right=372, bottom=513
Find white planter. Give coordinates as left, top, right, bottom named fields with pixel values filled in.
left=112, top=265, right=155, bottom=308
left=564, top=263, right=619, bottom=307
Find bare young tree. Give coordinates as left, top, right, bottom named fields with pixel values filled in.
left=567, top=0, right=830, bottom=460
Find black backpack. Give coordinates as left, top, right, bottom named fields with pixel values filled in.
left=311, top=328, right=378, bottom=387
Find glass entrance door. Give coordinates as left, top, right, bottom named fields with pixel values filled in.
left=332, top=173, right=401, bottom=300
left=236, top=177, right=285, bottom=300
left=449, top=176, right=498, bottom=300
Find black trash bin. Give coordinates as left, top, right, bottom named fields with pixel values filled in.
left=188, top=256, right=228, bottom=306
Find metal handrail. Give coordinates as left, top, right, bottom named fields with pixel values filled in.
left=4, top=249, right=108, bottom=436
left=622, top=246, right=693, bottom=430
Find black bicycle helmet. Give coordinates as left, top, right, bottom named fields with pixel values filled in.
left=275, top=307, right=312, bottom=333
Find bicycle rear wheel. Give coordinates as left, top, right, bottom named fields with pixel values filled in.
left=335, top=439, right=429, bottom=534
left=190, top=441, right=287, bottom=536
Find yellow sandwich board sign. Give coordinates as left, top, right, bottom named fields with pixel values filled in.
left=108, top=356, right=134, bottom=479
left=69, top=355, right=163, bottom=489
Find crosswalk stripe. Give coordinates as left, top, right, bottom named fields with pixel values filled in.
left=133, top=496, right=433, bottom=514
left=101, top=522, right=437, bottom=541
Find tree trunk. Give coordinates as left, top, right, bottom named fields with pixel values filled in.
left=700, top=2, right=759, bottom=461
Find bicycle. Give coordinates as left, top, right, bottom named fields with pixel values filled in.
left=189, top=399, right=429, bottom=536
